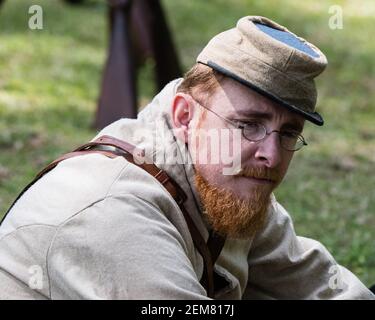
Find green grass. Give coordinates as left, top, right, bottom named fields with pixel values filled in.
left=0, top=0, right=374, bottom=287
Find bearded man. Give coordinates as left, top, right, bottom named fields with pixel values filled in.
left=0, top=16, right=373, bottom=299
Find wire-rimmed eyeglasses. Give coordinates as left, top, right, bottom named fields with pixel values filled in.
left=192, top=98, right=307, bottom=152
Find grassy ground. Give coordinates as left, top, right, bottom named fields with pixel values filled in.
left=0, top=0, right=374, bottom=287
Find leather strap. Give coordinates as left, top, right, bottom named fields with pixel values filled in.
left=207, top=230, right=226, bottom=264
left=1, top=135, right=226, bottom=297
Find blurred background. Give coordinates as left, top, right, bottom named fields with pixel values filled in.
left=0, top=0, right=374, bottom=286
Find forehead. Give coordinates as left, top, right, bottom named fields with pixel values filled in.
left=213, top=78, right=305, bottom=128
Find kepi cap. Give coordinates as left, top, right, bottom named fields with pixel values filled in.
left=197, top=16, right=328, bottom=126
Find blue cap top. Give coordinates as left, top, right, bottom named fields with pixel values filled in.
left=255, top=22, right=320, bottom=58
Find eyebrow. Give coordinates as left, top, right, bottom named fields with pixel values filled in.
left=234, top=110, right=303, bottom=133
left=235, top=110, right=273, bottom=120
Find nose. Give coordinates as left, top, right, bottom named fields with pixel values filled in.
left=253, top=132, right=282, bottom=168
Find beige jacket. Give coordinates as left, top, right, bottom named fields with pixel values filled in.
left=0, top=79, right=373, bottom=300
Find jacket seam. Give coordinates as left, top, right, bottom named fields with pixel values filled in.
left=0, top=223, right=57, bottom=243
left=0, top=224, right=56, bottom=299
left=103, top=158, right=131, bottom=199
left=45, top=160, right=131, bottom=299
left=46, top=197, right=110, bottom=299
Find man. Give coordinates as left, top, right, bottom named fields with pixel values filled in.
left=0, top=16, right=373, bottom=299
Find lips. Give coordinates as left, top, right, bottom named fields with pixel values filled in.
left=236, top=167, right=280, bottom=185
left=248, top=176, right=275, bottom=184
left=239, top=175, right=277, bottom=185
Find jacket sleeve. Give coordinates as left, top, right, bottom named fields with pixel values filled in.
left=244, top=200, right=375, bottom=300
left=47, top=193, right=209, bottom=299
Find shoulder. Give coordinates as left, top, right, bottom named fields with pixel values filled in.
left=46, top=192, right=202, bottom=299
left=1, top=153, right=130, bottom=234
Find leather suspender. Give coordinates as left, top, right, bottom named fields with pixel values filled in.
left=1, top=135, right=226, bottom=298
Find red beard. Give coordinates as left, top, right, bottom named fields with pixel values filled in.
left=194, top=166, right=280, bottom=239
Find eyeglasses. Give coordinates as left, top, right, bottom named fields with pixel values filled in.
left=193, top=98, right=307, bottom=152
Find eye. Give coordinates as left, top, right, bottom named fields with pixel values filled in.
left=243, top=121, right=259, bottom=127
left=241, top=121, right=263, bottom=131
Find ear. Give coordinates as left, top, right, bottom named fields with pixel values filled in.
left=171, top=93, right=196, bottom=143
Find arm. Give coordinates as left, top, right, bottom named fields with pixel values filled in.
left=244, top=200, right=374, bottom=300
left=47, top=194, right=209, bottom=299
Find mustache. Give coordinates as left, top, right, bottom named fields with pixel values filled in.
left=236, top=166, right=281, bottom=183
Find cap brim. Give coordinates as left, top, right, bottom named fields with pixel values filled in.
left=202, top=61, right=324, bottom=126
